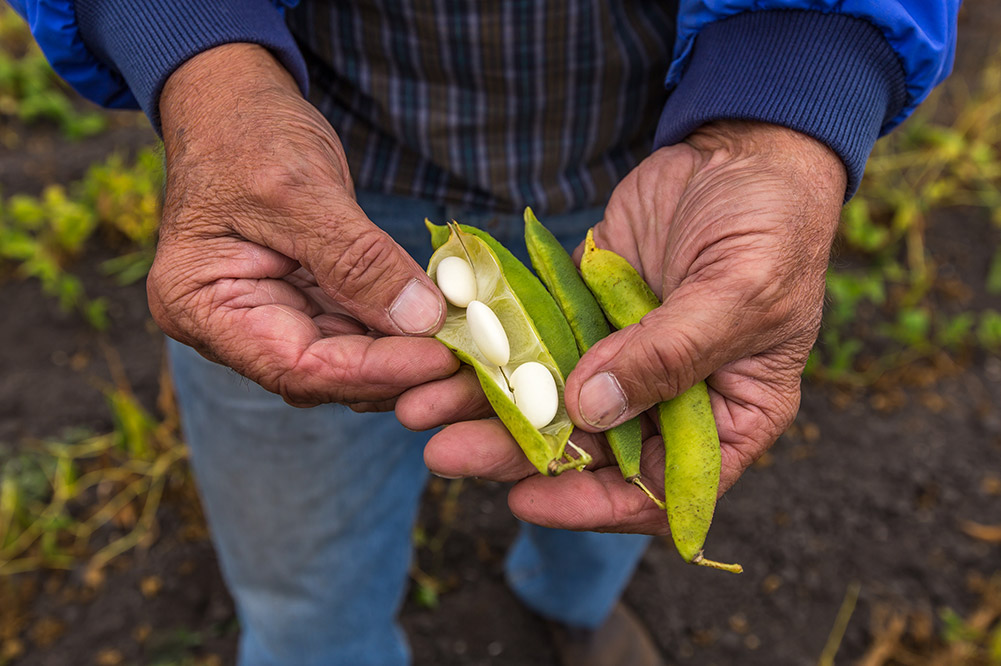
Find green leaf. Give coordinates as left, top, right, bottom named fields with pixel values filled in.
left=99, top=249, right=155, bottom=285
left=936, top=312, right=975, bottom=350
left=107, top=389, right=157, bottom=459
left=83, top=298, right=110, bottom=331
left=977, top=310, right=1001, bottom=350
left=0, top=228, right=39, bottom=260
left=841, top=199, right=889, bottom=252
left=413, top=580, right=439, bottom=610
left=881, top=307, right=931, bottom=347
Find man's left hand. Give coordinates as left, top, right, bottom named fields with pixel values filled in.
left=397, top=121, right=846, bottom=534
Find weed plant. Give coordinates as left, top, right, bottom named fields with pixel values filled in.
left=0, top=147, right=163, bottom=329
left=0, top=6, right=107, bottom=141
left=812, top=51, right=1001, bottom=383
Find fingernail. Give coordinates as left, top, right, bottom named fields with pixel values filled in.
left=389, top=279, right=443, bottom=334
left=432, top=472, right=462, bottom=480
left=578, top=372, right=627, bottom=428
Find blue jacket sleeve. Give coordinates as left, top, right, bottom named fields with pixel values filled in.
left=9, top=0, right=309, bottom=132
left=656, top=2, right=960, bottom=198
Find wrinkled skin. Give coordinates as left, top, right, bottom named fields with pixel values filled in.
left=402, top=121, right=846, bottom=535
left=148, top=44, right=458, bottom=409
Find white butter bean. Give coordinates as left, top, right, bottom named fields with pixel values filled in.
left=435, top=256, right=477, bottom=307
left=466, top=300, right=510, bottom=366
left=510, top=361, right=558, bottom=429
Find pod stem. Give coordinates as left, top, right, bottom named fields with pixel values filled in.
left=628, top=477, right=666, bottom=510
left=690, top=550, right=743, bottom=574
left=549, top=439, right=592, bottom=475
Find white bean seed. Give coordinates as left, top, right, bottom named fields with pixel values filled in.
left=466, top=300, right=510, bottom=366
left=510, top=361, right=558, bottom=429
left=435, top=256, right=477, bottom=307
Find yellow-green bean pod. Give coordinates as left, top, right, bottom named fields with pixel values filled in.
left=579, top=229, right=741, bottom=573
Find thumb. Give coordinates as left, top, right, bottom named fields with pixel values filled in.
left=303, top=197, right=445, bottom=336
left=565, top=287, right=742, bottom=431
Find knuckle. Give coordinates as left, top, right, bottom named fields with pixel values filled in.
left=245, top=161, right=309, bottom=212
left=325, top=229, right=402, bottom=298
left=629, top=323, right=698, bottom=400
left=272, top=341, right=377, bottom=406
left=272, top=353, right=328, bottom=406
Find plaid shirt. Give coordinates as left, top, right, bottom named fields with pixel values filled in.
left=286, top=1, right=676, bottom=215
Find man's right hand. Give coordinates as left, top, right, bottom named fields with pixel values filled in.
left=148, top=43, right=458, bottom=408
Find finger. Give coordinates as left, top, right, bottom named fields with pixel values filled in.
left=168, top=281, right=457, bottom=406
left=425, top=420, right=539, bottom=482
left=312, top=209, right=446, bottom=337
left=150, top=238, right=458, bottom=405
left=230, top=301, right=458, bottom=405
left=314, top=313, right=368, bottom=337
left=395, top=366, right=494, bottom=431
left=284, top=268, right=357, bottom=317
left=424, top=421, right=612, bottom=482
left=507, top=464, right=670, bottom=534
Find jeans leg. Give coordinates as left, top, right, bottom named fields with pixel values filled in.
left=505, top=526, right=651, bottom=628
left=169, top=339, right=428, bottom=666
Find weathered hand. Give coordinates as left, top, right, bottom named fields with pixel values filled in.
left=148, top=44, right=457, bottom=408
left=407, top=121, right=845, bottom=533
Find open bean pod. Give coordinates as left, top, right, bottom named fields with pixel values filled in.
left=427, top=223, right=589, bottom=476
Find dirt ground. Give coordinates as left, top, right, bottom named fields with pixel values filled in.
left=2, top=4, right=1000, bottom=665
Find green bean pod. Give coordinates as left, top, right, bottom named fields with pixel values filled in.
left=427, top=223, right=589, bottom=476
left=579, top=229, right=741, bottom=574
left=522, top=209, right=646, bottom=488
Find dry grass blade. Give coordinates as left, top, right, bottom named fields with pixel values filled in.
left=858, top=605, right=908, bottom=666
left=0, top=350, right=189, bottom=578
left=818, top=581, right=861, bottom=666
left=959, top=520, right=1001, bottom=543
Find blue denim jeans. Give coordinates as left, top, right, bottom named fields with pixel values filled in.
left=167, top=192, right=651, bottom=666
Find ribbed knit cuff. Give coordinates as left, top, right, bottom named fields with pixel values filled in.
left=76, top=0, right=309, bottom=132
left=655, top=10, right=907, bottom=199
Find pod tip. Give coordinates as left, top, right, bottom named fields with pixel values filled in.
left=691, top=550, right=743, bottom=574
